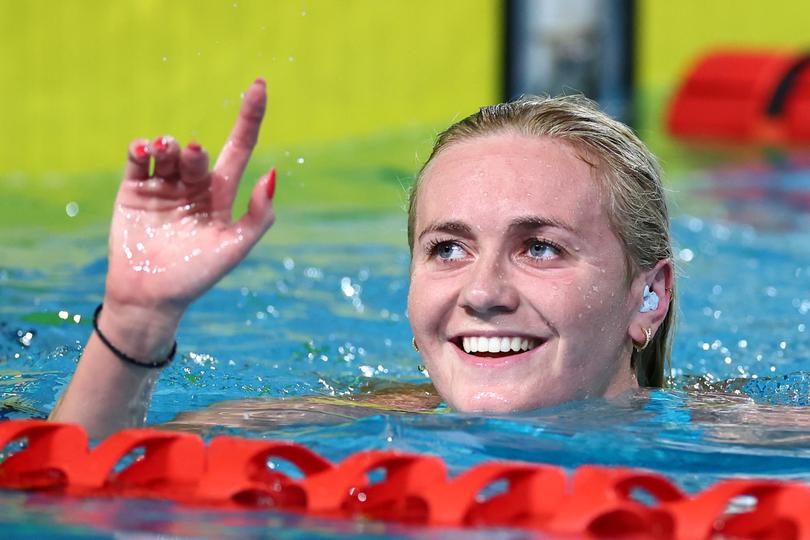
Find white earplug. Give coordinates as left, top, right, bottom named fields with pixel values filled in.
left=639, top=285, right=659, bottom=313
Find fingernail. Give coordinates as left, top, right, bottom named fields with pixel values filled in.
left=254, top=77, right=266, bottom=86
left=153, top=136, right=168, bottom=152
left=187, top=142, right=202, bottom=152
left=266, top=167, right=276, bottom=199
left=134, top=143, right=149, bottom=159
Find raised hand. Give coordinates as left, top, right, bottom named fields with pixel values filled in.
left=106, top=78, right=275, bottom=316
left=50, top=79, right=276, bottom=437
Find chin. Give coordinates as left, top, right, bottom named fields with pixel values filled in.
left=450, top=391, right=543, bottom=413
left=446, top=385, right=578, bottom=413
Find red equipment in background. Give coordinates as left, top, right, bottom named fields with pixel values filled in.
left=668, top=50, right=810, bottom=144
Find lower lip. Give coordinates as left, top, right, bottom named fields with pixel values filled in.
left=452, top=341, right=545, bottom=368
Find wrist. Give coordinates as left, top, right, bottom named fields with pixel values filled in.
left=96, top=298, right=184, bottom=364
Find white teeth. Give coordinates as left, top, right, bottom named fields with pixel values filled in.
left=464, top=337, right=474, bottom=353
left=460, top=336, right=538, bottom=354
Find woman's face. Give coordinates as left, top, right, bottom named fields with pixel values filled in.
left=407, top=133, right=644, bottom=412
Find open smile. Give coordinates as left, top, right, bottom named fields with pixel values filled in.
left=449, top=334, right=545, bottom=365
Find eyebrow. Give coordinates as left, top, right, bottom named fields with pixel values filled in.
left=508, top=215, right=576, bottom=234
left=417, top=220, right=473, bottom=243
left=417, top=215, right=576, bottom=243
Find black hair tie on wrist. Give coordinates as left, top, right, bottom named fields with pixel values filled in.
left=92, top=303, right=176, bottom=368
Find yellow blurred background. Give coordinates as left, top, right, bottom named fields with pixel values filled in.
left=637, top=0, right=810, bottom=94
left=1, top=0, right=809, bottom=229
left=0, top=0, right=501, bottom=177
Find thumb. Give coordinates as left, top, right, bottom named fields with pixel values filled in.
left=233, top=167, right=277, bottom=251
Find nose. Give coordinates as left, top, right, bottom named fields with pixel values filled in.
left=459, top=254, right=519, bottom=317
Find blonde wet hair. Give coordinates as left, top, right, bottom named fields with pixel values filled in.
left=407, top=95, right=674, bottom=387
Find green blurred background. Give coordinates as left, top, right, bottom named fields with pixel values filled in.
left=1, top=0, right=809, bottom=235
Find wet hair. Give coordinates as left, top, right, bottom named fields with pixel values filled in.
left=407, top=95, right=674, bottom=387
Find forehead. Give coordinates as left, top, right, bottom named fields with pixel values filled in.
left=416, top=133, right=609, bottom=234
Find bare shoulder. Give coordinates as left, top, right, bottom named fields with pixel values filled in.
left=162, top=382, right=442, bottom=434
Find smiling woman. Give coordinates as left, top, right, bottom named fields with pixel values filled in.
left=407, top=96, right=675, bottom=412
left=50, top=84, right=675, bottom=438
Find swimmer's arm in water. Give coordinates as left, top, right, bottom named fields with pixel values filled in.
left=162, top=383, right=443, bottom=434
left=49, top=79, right=276, bottom=439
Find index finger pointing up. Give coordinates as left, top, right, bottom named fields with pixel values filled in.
left=213, top=78, right=267, bottom=206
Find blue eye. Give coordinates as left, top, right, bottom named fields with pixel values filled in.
left=431, top=241, right=466, bottom=261
left=527, top=240, right=560, bottom=260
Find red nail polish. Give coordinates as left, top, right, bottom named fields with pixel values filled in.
left=134, top=143, right=149, bottom=159
left=187, top=142, right=202, bottom=152
left=266, top=167, right=276, bottom=199
left=254, top=77, right=266, bottom=86
left=153, top=137, right=168, bottom=152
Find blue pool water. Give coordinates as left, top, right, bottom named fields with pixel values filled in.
left=1, top=158, right=809, bottom=538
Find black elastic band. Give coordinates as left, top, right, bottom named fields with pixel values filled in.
left=766, top=54, right=810, bottom=118
left=92, top=303, right=176, bottom=368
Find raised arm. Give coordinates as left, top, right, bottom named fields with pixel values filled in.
left=50, top=79, right=276, bottom=438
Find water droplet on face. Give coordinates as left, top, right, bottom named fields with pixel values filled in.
left=288, top=56, right=295, bottom=62
left=162, top=56, right=168, bottom=62
left=296, top=157, right=304, bottom=164
left=65, top=202, right=79, bottom=217
left=301, top=10, right=307, bottom=16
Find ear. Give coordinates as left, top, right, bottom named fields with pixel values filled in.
left=628, top=259, right=674, bottom=346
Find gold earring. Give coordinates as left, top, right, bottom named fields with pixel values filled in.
left=412, top=337, right=419, bottom=352
left=634, top=326, right=653, bottom=352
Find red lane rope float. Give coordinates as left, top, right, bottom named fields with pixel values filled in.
left=1, top=420, right=810, bottom=539
left=667, top=50, right=810, bottom=145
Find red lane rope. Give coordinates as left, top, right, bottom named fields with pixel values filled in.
left=0, top=420, right=808, bottom=539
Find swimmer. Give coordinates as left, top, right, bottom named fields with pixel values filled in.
left=50, top=79, right=675, bottom=438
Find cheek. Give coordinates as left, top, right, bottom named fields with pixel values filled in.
left=407, top=270, right=446, bottom=330
left=535, top=273, right=629, bottom=332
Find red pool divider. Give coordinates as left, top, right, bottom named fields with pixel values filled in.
left=667, top=50, right=810, bottom=145
left=0, top=419, right=809, bottom=538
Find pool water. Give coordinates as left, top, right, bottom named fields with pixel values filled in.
left=1, top=155, right=809, bottom=538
